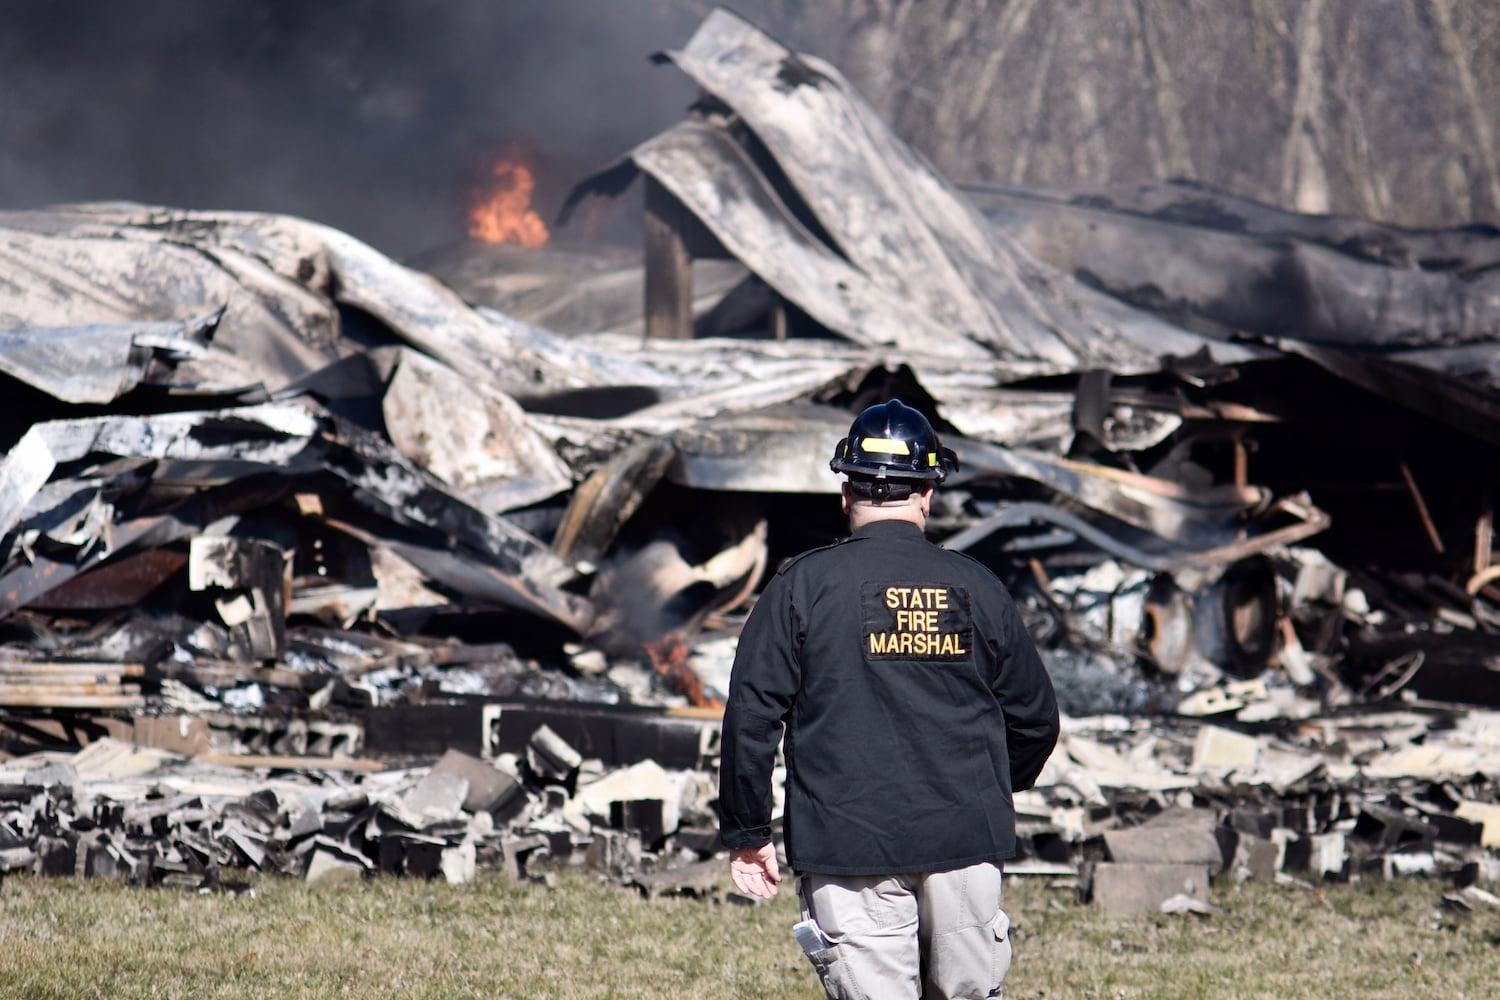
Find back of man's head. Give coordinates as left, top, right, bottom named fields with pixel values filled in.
left=845, top=475, right=924, bottom=504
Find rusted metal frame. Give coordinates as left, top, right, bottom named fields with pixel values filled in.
left=1172, top=495, right=1332, bottom=568
left=0, top=474, right=289, bottom=620
left=943, top=494, right=1329, bottom=571
left=1357, top=651, right=1427, bottom=701
left=956, top=437, right=1267, bottom=542
left=1399, top=461, right=1446, bottom=554
left=24, top=549, right=189, bottom=611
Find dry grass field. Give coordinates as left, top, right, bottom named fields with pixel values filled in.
left=0, top=868, right=1495, bottom=999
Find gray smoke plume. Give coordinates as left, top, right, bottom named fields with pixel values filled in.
left=0, top=0, right=718, bottom=258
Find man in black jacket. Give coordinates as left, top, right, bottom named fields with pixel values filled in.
left=719, top=399, right=1059, bottom=1000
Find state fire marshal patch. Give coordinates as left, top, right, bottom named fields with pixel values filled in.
left=860, top=582, right=972, bottom=662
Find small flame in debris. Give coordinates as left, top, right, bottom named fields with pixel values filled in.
left=468, top=154, right=549, bottom=247
left=644, top=633, right=723, bottom=709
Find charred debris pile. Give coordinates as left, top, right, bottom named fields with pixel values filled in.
left=1, top=10, right=1499, bottom=904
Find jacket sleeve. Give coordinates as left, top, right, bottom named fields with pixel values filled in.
left=989, top=591, right=1060, bottom=792
left=718, top=571, right=801, bottom=849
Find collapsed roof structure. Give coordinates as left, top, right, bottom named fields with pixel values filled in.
left=0, top=8, right=1498, bottom=897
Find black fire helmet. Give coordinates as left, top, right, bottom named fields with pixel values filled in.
left=828, top=398, right=957, bottom=484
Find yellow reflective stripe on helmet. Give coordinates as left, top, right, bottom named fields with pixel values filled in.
left=928, top=453, right=938, bottom=466
left=860, top=437, right=911, bottom=455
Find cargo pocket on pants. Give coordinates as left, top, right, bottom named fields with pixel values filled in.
left=795, top=907, right=858, bottom=1000
left=806, top=945, right=852, bottom=999
left=989, top=909, right=1013, bottom=997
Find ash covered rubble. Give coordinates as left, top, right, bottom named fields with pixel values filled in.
left=0, top=729, right=723, bottom=892
left=0, top=7, right=1499, bottom=909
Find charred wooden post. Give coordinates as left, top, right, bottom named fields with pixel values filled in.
left=644, top=177, right=693, bottom=340
left=1477, top=482, right=1493, bottom=575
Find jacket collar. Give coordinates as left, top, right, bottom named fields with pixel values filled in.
left=850, top=519, right=927, bottom=541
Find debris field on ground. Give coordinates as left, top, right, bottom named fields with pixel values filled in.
left=1, top=9, right=1499, bottom=914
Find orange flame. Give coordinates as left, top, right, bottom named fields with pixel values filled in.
left=643, top=633, right=724, bottom=710
left=468, top=156, right=549, bottom=247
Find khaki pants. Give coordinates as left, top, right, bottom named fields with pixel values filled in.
left=797, top=862, right=1011, bottom=1000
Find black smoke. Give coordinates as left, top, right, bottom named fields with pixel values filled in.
left=0, top=0, right=714, bottom=258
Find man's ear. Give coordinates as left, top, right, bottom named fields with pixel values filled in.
left=840, top=482, right=851, bottom=516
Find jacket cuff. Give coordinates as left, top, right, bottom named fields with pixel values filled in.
left=720, top=826, right=772, bottom=849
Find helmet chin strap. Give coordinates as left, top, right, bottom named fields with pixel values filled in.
left=847, top=477, right=919, bottom=502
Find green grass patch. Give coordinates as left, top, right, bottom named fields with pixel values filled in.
left=0, top=871, right=1495, bottom=998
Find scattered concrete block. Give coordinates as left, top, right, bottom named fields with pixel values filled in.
left=429, top=748, right=522, bottom=814
left=1104, top=808, right=1225, bottom=874
left=1227, top=831, right=1280, bottom=882
left=1191, top=725, right=1260, bottom=772
left=286, top=807, right=322, bottom=841
left=609, top=799, right=667, bottom=850
left=405, top=838, right=447, bottom=878
left=1455, top=857, right=1500, bottom=887
left=1227, top=806, right=1280, bottom=839
left=1103, top=824, right=1223, bottom=873
left=33, top=835, right=76, bottom=877
left=306, top=848, right=367, bottom=884
left=377, top=835, right=406, bottom=875
left=441, top=840, right=476, bottom=884
left=219, top=820, right=268, bottom=868
left=1353, top=803, right=1435, bottom=852
left=76, top=831, right=121, bottom=879
left=1430, top=812, right=1485, bottom=847
left=527, top=725, right=582, bottom=782
left=1177, top=687, right=1249, bottom=717
left=500, top=833, right=548, bottom=882
left=1383, top=852, right=1437, bottom=878
left=1455, top=800, right=1500, bottom=848
left=401, top=771, right=469, bottom=824
left=1090, top=862, right=1211, bottom=917
left=1283, top=832, right=1346, bottom=876
left=1253, top=747, right=1325, bottom=792
left=570, top=758, right=683, bottom=834
left=584, top=828, right=642, bottom=881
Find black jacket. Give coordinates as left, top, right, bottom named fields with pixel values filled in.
left=719, top=519, right=1060, bottom=875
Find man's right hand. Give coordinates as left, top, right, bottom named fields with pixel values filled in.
left=729, top=842, right=782, bottom=899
